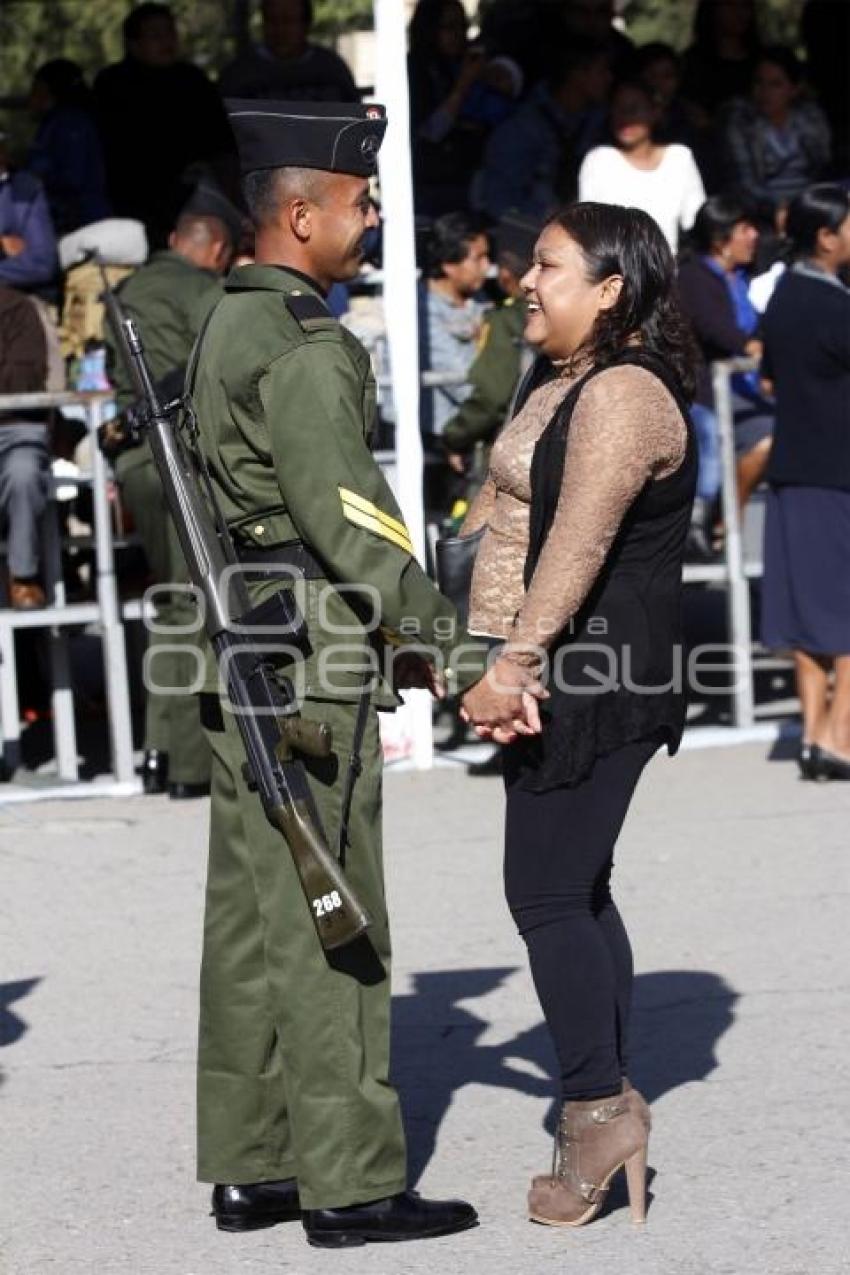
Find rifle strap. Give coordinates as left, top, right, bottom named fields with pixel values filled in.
left=338, top=680, right=371, bottom=866
left=182, top=302, right=240, bottom=568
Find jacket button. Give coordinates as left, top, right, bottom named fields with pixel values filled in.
left=254, top=525, right=265, bottom=536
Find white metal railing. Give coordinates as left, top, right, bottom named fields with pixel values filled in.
left=687, top=357, right=760, bottom=729
left=0, top=391, right=137, bottom=793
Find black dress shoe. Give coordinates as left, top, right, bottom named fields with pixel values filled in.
left=303, top=1189, right=478, bottom=1248
left=816, top=746, right=850, bottom=781
left=168, top=780, right=211, bottom=800
left=212, top=1179, right=301, bottom=1231
left=141, top=749, right=168, bottom=794
left=798, top=741, right=822, bottom=781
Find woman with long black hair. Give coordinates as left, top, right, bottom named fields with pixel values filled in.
left=459, top=203, right=698, bottom=1227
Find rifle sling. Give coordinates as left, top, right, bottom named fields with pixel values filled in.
left=338, top=681, right=371, bottom=866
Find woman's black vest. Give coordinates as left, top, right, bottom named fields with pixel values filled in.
left=507, top=348, right=698, bottom=792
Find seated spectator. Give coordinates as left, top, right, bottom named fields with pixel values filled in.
left=0, top=133, right=58, bottom=292
left=407, top=0, right=497, bottom=216
left=0, top=287, right=50, bottom=609
left=681, top=0, right=762, bottom=120
left=26, top=60, right=110, bottom=236
left=801, top=0, right=849, bottom=172
left=578, top=79, right=705, bottom=252
left=443, top=212, right=539, bottom=475
left=418, top=213, right=490, bottom=438
left=634, top=42, right=705, bottom=151
left=479, top=0, right=568, bottom=89
left=94, top=3, right=232, bottom=249
left=561, top=0, right=635, bottom=78
left=219, top=0, right=357, bottom=103
left=476, top=38, right=611, bottom=222
left=677, top=194, right=775, bottom=521
left=722, top=47, right=832, bottom=224
left=418, top=213, right=490, bottom=525
left=760, top=183, right=850, bottom=780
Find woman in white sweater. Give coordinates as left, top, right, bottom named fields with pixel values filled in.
left=579, top=79, right=706, bottom=252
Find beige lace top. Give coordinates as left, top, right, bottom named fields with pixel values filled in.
left=461, top=362, right=688, bottom=660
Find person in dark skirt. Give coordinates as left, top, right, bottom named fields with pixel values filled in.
left=458, top=204, right=698, bottom=1228
left=760, top=183, right=850, bottom=780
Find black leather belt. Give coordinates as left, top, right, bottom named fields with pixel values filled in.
left=234, top=539, right=326, bottom=579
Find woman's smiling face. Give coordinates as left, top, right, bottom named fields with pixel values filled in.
left=521, top=223, right=622, bottom=360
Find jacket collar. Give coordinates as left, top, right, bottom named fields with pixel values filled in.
left=225, top=263, right=326, bottom=296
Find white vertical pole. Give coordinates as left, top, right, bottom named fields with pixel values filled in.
left=374, top=0, right=433, bottom=769
left=89, top=397, right=137, bottom=785
left=713, top=360, right=755, bottom=730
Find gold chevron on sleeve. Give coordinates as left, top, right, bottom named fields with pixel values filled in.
left=339, top=487, right=414, bottom=553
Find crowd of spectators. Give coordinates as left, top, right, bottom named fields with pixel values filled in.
left=0, top=0, right=847, bottom=745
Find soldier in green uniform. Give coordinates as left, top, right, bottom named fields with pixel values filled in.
left=189, top=99, right=543, bottom=1248
left=105, top=186, right=238, bottom=797
left=442, top=213, right=539, bottom=474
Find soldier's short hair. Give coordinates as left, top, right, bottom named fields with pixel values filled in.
left=242, top=166, right=329, bottom=226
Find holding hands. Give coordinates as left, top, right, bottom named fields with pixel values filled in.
left=460, top=654, right=547, bottom=746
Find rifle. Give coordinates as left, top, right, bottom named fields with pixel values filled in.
left=100, top=274, right=371, bottom=951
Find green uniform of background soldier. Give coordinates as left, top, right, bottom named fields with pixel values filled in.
left=443, top=213, right=539, bottom=471
left=105, top=183, right=239, bottom=797
left=189, top=99, right=514, bottom=1247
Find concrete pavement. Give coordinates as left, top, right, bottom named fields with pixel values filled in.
left=1, top=739, right=848, bottom=1275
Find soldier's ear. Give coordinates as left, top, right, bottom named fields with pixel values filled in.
left=289, top=197, right=312, bottom=243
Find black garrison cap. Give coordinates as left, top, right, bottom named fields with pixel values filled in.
left=180, top=172, right=245, bottom=245
left=226, top=100, right=387, bottom=178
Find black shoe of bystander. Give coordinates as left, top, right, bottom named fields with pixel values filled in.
left=168, top=780, right=211, bottom=800
left=141, top=749, right=168, bottom=794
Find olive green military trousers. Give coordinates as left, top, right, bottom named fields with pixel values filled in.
left=117, top=448, right=210, bottom=785
left=196, top=695, right=408, bottom=1209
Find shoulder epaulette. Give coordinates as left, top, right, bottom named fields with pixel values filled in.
left=285, top=292, right=331, bottom=326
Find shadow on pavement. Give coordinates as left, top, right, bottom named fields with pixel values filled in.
left=393, top=966, right=737, bottom=1186
left=0, top=977, right=42, bottom=1048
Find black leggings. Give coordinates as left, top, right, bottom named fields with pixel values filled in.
left=503, top=737, right=658, bottom=1102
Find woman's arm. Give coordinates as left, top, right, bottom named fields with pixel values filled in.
left=678, top=261, right=751, bottom=358
left=502, top=366, right=687, bottom=666
left=679, top=147, right=707, bottom=233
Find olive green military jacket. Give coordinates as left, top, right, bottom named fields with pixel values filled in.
left=190, top=263, right=488, bottom=706
left=442, top=296, right=528, bottom=455
left=104, top=250, right=223, bottom=474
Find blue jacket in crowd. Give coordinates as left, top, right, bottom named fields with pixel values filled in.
left=0, top=171, right=58, bottom=290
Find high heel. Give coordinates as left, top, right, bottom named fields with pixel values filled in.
left=624, top=1143, right=648, bottom=1224
left=527, top=1093, right=650, bottom=1228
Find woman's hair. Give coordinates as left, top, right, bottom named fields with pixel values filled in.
left=421, top=210, right=486, bottom=278
left=548, top=202, right=697, bottom=399
left=786, top=183, right=850, bottom=255
left=692, top=0, right=760, bottom=55
left=754, top=44, right=805, bottom=85
left=408, top=0, right=465, bottom=63
left=690, top=193, right=757, bottom=253
left=33, top=58, right=91, bottom=110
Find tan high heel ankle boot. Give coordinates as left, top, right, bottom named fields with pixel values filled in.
left=622, top=1076, right=652, bottom=1132
left=528, top=1092, right=649, bottom=1228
